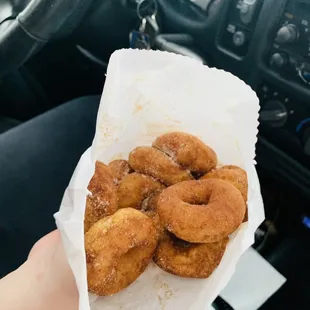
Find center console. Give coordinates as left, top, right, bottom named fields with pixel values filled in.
left=268, top=0, right=310, bottom=86
left=258, top=0, right=310, bottom=175
left=218, top=0, right=264, bottom=57
left=258, top=83, right=310, bottom=169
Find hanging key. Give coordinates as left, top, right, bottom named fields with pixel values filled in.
left=144, top=13, right=160, bottom=47
left=136, top=0, right=158, bottom=20
left=129, top=0, right=159, bottom=49
left=135, top=0, right=159, bottom=48
left=129, top=17, right=151, bottom=50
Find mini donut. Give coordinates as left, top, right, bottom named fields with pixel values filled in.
left=201, top=165, right=248, bottom=222
left=84, top=161, right=118, bottom=233
left=85, top=208, right=158, bottom=296
left=153, top=132, right=217, bottom=175
left=201, top=165, right=248, bottom=201
left=128, top=146, right=193, bottom=186
left=158, top=179, right=246, bottom=243
left=154, top=233, right=229, bottom=278
left=108, top=159, right=132, bottom=184
left=118, top=173, right=164, bottom=209
left=141, top=190, right=165, bottom=239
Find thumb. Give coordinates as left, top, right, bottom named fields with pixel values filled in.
left=27, top=230, right=79, bottom=310
left=28, top=230, right=60, bottom=259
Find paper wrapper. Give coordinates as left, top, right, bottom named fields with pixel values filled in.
left=54, top=49, right=264, bottom=310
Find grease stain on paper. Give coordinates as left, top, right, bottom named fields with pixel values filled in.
left=132, top=94, right=151, bottom=115
left=133, top=104, right=143, bottom=114
left=110, top=153, right=126, bottom=161
left=97, top=113, right=122, bottom=141
left=154, top=275, right=176, bottom=310
left=144, top=123, right=181, bottom=138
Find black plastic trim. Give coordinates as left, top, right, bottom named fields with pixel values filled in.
left=256, top=136, right=310, bottom=199
left=0, top=20, right=44, bottom=79
left=17, top=0, right=90, bottom=41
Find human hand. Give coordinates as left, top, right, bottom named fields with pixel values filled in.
left=27, top=230, right=79, bottom=310
left=0, top=230, right=78, bottom=310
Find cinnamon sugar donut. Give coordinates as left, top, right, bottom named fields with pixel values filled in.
left=154, top=233, right=229, bottom=278
left=141, top=190, right=165, bottom=239
left=153, top=132, right=217, bottom=175
left=201, top=165, right=248, bottom=222
left=118, top=173, right=164, bottom=209
left=108, top=159, right=132, bottom=184
left=128, top=146, right=193, bottom=186
left=85, top=208, right=158, bottom=296
left=84, top=161, right=118, bottom=233
left=201, top=165, right=248, bottom=201
left=158, top=179, right=246, bottom=243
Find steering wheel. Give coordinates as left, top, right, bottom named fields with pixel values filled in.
left=0, top=0, right=92, bottom=79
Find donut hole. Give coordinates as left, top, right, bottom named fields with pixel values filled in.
left=181, top=195, right=210, bottom=206
left=141, top=190, right=162, bottom=212
left=176, top=182, right=214, bottom=206
left=141, top=196, right=153, bottom=212
left=170, top=233, right=192, bottom=249
left=191, top=171, right=205, bottom=179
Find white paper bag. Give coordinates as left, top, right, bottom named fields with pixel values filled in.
left=54, top=49, right=264, bottom=310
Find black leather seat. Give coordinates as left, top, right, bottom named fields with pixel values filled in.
left=0, top=116, right=20, bottom=134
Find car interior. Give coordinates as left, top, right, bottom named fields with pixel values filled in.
left=1, top=0, right=310, bottom=309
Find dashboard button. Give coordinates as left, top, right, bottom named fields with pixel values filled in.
left=240, top=3, right=249, bottom=14
left=275, top=24, right=299, bottom=44
left=260, top=100, right=288, bottom=128
left=270, top=53, right=287, bottom=69
left=297, top=62, right=310, bottom=85
left=232, top=31, right=246, bottom=46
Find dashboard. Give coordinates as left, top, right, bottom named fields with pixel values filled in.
left=76, top=0, right=310, bottom=199
left=189, top=0, right=213, bottom=11
left=183, top=0, right=310, bottom=198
